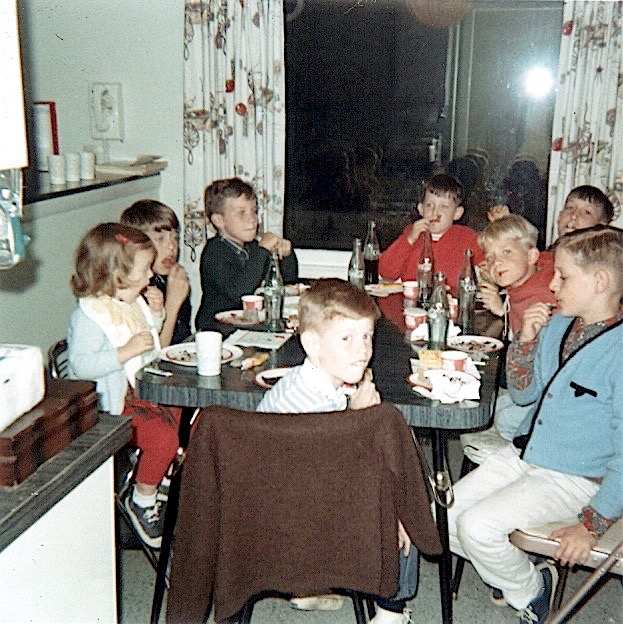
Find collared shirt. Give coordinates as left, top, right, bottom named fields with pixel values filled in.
left=219, top=234, right=250, bottom=264
left=256, top=358, right=348, bottom=413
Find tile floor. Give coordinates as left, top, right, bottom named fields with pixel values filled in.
left=118, top=436, right=623, bottom=624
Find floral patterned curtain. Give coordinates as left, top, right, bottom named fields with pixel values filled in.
left=546, top=0, right=623, bottom=243
left=182, top=0, right=286, bottom=263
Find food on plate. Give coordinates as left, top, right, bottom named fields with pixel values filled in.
left=418, top=349, right=443, bottom=368
left=166, top=348, right=195, bottom=363
left=240, top=352, right=270, bottom=371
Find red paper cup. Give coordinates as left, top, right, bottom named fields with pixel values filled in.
left=441, top=350, right=468, bottom=372
left=403, top=281, right=419, bottom=300
left=404, top=306, right=427, bottom=330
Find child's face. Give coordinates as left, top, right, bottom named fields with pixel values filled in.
left=115, top=248, right=154, bottom=303
left=484, top=237, right=539, bottom=289
left=146, top=227, right=179, bottom=275
left=557, top=196, right=605, bottom=236
left=211, top=195, right=258, bottom=245
left=302, top=316, right=374, bottom=388
left=549, top=249, right=597, bottom=320
left=417, top=190, right=463, bottom=237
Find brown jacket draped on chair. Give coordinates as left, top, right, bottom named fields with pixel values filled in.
left=166, top=403, right=442, bottom=623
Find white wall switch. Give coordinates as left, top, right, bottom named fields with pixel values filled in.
left=89, top=82, right=124, bottom=141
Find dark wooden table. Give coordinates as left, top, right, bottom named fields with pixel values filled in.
left=137, top=295, right=503, bottom=624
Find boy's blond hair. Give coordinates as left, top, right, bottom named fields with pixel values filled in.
left=299, top=278, right=380, bottom=334
left=553, top=225, right=623, bottom=293
left=479, top=214, right=539, bottom=252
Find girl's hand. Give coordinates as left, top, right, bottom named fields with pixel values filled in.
left=118, top=331, right=154, bottom=363
left=407, top=219, right=430, bottom=245
left=398, top=519, right=411, bottom=556
left=479, top=281, right=504, bottom=317
left=487, top=204, right=510, bottom=222
left=144, top=286, right=164, bottom=313
left=349, top=371, right=380, bottom=409
left=550, top=523, right=598, bottom=567
left=519, top=302, right=553, bottom=343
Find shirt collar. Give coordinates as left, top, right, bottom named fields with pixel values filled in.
left=299, top=358, right=348, bottom=407
left=219, top=234, right=250, bottom=261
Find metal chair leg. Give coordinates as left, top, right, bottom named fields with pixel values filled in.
left=366, top=597, right=376, bottom=619
left=352, top=593, right=367, bottom=624
left=451, top=557, right=466, bottom=599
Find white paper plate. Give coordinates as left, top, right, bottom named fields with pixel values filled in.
left=214, top=310, right=265, bottom=326
left=254, top=367, right=293, bottom=389
left=159, top=343, right=243, bottom=367
left=447, top=335, right=504, bottom=353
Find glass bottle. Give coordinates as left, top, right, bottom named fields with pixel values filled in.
left=457, top=249, right=478, bottom=335
left=263, top=250, right=285, bottom=331
left=348, top=237, right=365, bottom=290
left=417, top=230, right=434, bottom=308
left=363, top=220, right=380, bottom=285
left=427, top=271, right=449, bottom=350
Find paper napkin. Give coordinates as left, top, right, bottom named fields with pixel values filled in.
left=409, top=320, right=461, bottom=342
left=224, top=329, right=292, bottom=350
left=411, top=369, right=481, bottom=404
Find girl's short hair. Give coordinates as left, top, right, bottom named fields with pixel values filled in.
left=479, top=214, right=539, bottom=252
left=553, top=224, right=623, bottom=292
left=204, top=177, right=256, bottom=220
left=299, top=278, right=380, bottom=334
left=120, top=200, right=179, bottom=232
left=566, top=185, right=615, bottom=223
left=71, top=223, right=155, bottom=298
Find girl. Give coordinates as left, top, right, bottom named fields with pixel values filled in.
left=67, top=222, right=181, bottom=548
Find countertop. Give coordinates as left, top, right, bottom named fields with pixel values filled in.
left=0, top=413, right=131, bottom=553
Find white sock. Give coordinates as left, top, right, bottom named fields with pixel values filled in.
left=132, top=487, right=157, bottom=508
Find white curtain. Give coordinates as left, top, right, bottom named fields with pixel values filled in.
left=547, top=0, right=623, bottom=243
left=182, top=0, right=286, bottom=263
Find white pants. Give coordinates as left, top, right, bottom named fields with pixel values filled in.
left=447, top=444, right=598, bottom=610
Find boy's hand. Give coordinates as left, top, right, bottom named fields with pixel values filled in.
left=549, top=523, right=598, bottom=567
left=259, top=232, right=292, bottom=258
left=165, top=264, right=190, bottom=311
left=519, top=302, right=553, bottom=343
left=487, top=205, right=510, bottom=222
left=398, top=519, right=411, bottom=556
left=118, top=331, right=154, bottom=363
left=407, top=219, right=431, bottom=245
left=349, top=371, right=380, bottom=409
left=143, top=286, right=164, bottom=313
left=479, top=282, right=505, bottom=317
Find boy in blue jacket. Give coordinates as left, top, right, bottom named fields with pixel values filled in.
left=447, top=225, right=623, bottom=624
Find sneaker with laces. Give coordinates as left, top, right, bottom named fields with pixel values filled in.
left=156, top=477, right=170, bottom=502
left=518, top=561, right=559, bottom=623
left=124, top=492, right=165, bottom=549
left=369, top=606, right=413, bottom=623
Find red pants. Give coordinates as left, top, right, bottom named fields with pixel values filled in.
left=124, top=388, right=182, bottom=486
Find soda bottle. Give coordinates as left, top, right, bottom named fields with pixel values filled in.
left=263, top=250, right=285, bottom=331
left=457, top=249, right=477, bottom=334
left=417, top=230, right=434, bottom=308
left=348, top=237, right=365, bottom=290
left=363, top=220, right=380, bottom=285
left=427, top=271, right=449, bottom=350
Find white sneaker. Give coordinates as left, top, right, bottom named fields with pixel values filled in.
left=289, top=595, right=344, bottom=611
left=370, top=606, right=413, bottom=623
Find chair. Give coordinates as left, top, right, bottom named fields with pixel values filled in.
left=47, top=338, right=69, bottom=379
left=164, top=403, right=442, bottom=624
left=509, top=517, right=623, bottom=622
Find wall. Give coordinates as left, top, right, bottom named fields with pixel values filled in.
left=18, top=0, right=184, bottom=212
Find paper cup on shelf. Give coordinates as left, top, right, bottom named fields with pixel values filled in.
left=80, top=151, right=96, bottom=179
left=48, top=154, right=66, bottom=185
left=403, top=306, right=427, bottom=330
left=403, top=281, right=419, bottom=300
left=241, top=294, right=264, bottom=322
left=195, top=331, right=222, bottom=376
left=65, top=152, right=81, bottom=181
left=441, top=350, right=468, bottom=372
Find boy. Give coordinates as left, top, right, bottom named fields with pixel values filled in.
left=488, top=184, right=615, bottom=241
left=447, top=225, right=623, bottom=624
left=195, top=177, right=298, bottom=331
left=378, top=173, right=484, bottom=296
left=478, top=214, right=557, bottom=337
left=120, top=200, right=191, bottom=347
left=257, top=279, right=434, bottom=624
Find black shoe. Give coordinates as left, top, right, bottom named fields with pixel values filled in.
left=489, top=586, right=507, bottom=607
left=518, top=562, right=558, bottom=623
left=124, top=492, right=165, bottom=549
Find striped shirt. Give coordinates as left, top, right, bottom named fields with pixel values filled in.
left=256, top=358, right=347, bottom=413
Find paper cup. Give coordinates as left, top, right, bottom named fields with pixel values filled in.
left=241, top=294, right=264, bottom=322
left=65, top=152, right=81, bottom=182
left=48, top=154, right=66, bottom=185
left=403, top=281, right=419, bottom=300
left=195, top=331, right=222, bottom=376
left=403, top=306, right=427, bottom=330
left=80, top=151, right=96, bottom=180
left=441, top=350, right=468, bottom=372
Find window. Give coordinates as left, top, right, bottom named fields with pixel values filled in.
left=284, top=0, right=563, bottom=251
